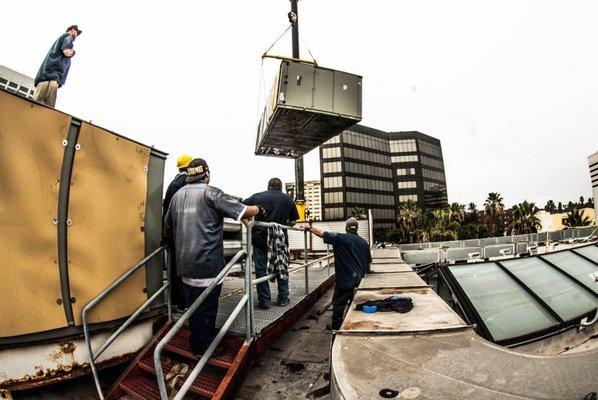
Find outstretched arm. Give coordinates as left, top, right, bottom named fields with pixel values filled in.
left=306, top=226, right=325, bottom=238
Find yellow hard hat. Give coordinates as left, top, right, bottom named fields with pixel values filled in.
left=176, top=154, right=193, bottom=169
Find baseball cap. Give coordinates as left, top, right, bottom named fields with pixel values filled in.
left=186, top=158, right=209, bottom=183
left=66, top=25, right=82, bottom=35
left=345, top=217, right=358, bottom=232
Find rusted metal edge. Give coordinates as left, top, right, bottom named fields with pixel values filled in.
left=212, top=341, right=252, bottom=400
left=0, top=350, right=135, bottom=392
left=333, top=324, right=474, bottom=337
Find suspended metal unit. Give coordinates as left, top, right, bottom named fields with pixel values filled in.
left=255, top=60, right=362, bottom=158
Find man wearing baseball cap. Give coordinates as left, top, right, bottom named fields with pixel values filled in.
left=33, top=25, right=82, bottom=107
left=304, top=217, right=371, bottom=330
left=162, top=154, right=194, bottom=311
left=164, top=158, right=264, bottom=355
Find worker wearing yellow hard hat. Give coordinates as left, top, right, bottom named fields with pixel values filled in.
left=176, top=154, right=193, bottom=170
left=163, top=154, right=193, bottom=311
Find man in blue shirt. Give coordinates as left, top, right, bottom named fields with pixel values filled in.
left=306, top=218, right=371, bottom=330
left=33, top=25, right=81, bottom=107
left=243, top=178, right=299, bottom=309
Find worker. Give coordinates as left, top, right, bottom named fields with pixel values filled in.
left=243, top=178, right=299, bottom=309
left=162, top=154, right=193, bottom=312
left=33, top=25, right=81, bottom=107
left=304, top=218, right=371, bottom=330
left=163, top=158, right=263, bottom=356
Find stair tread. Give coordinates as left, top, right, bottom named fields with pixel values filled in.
left=165, top=329, right=238, bottom=369
left=138, top=353, right=222, bottom=397
left=119, top=375, right=161, bottom=400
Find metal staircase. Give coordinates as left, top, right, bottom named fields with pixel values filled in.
left=108, top=324, right=250, bottom=399
left=86, top=221, right=334, bottom=400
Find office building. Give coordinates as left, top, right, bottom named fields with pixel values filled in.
left=391, top=131, right=448, bottom=209
left=0, top=66, right=35, bottom=99
left=320, top=125, right=448, bottom=228
left=589, top=151, right=598, bottom=218
left=285, top=180, right=322, bottom=221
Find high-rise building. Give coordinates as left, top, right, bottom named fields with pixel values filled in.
left=285, top=180, right=322, bottom=221
left=320, top=124, right=448, bottom=228
left=589, top=151, right=598, bottom=218
left=0, top=66, right=35, bottom=99
left=390, top=131, right=448, bottom=209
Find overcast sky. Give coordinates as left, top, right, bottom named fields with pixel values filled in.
left=2, top=0, right=597, bottom=208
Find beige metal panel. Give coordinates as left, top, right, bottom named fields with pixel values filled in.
left=358, top=273, right=428, bottom=290
left=68, top=123, right=150, bottom=325
left=0, top=91, right=70, bottom=336
left=340, top=288, right=465, bottom=332
left=369, top=263, right=413, bottom=273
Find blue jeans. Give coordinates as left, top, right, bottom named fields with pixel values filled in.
left=182, top=283, right=222, bottom=355
left=254, top=246, right=289, bottom=307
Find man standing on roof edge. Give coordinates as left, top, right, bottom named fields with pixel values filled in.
left=304, top=218, right=371, bottom=330
left=243, top=178, right=299, bottom=309
left=163, top=158, right=264, bottom=355
left=33, top=25, right=81, bottom=107
left=162, top=154, right=193, bottom=312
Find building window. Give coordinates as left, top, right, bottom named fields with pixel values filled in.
left=325, top=207, right=344, bottom=219
left=324, top=191, right=344, bottom=204
left=323, top=176, right=342, bottom=188
left=391, top=155, right=418, bottom=163
left=345, top=176, right=393, bottom=192
left=345, top=162, right=392, bottom=179
left=389, top=139, right=416, bottom=153
left=418, top=140, right=442, bottom=157
left=323, top=135, right=340, bottom=145
left=399, top=194, right=419, bottom=203
left=346, top=191, right=394, bottom=206
left=323, top=161, right=342, bottom=174
left=421, top=155, right=444, bottom=170
left=396, top=168, right=416, bottom=176
left=422, top=168, right=445, bottom=182
left=343, top=147, right=390, bottom=165
left=322, top=146, right=341, bottom=159
left=398, top=181, right=417, bottom=189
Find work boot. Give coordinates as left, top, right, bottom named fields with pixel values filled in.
left=276, top=298, right=290, bottom=307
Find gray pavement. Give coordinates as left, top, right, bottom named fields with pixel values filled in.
left=236, top=289, right=334, bottom=400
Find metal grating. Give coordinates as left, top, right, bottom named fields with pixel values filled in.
left=215, top=265, right=334, bottom=335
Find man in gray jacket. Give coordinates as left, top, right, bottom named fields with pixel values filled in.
left=164, top=158, right=263, bottom=355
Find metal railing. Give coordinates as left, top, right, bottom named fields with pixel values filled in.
left=244, top=221, right=334, bottom=339
left=153, top=249, right=247, bottom=400
left=82, top=246, right=169, bottom=400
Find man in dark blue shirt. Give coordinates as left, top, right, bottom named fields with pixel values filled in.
left=306, top=218, right=371, bottom=330
left=162, top=154, right=193, bottom=311
left=33, top=25, right=81, bottom=107
left=243, top=178, right=299, bottom=309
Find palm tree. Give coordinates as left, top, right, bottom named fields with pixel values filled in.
left=449, top=202, right=466, bottom=224
left=396, top=200, right=422, bottom=243
left=483, top=192, right=505, bottom=236
left=563, top=207, right=591, bottom=228
left=508, top=201, right=542, bottom=234
left=544, top=200, right=556, bottom=213
left=350, top=207, right=366, bottom=219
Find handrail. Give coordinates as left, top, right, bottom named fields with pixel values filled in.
left=252, top=254, right=334, bottom=285
left=82, top=246, right=168, bottom=400
left=154, top=249, right=247, bottom=400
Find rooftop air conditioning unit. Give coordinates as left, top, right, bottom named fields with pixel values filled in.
left=255, top=60, right=362, bottom=158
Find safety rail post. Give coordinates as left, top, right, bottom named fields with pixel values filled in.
left=154, top=249, right=246, bottom=400
left=327, top=244, right=331, bottom=276
left=165, top=248, right=172, bottom=323
left=303, top=228, right=309, bottom=294
left=82, top=246, right=166, bottom=400
left=245, top=222, right=255, bottom=341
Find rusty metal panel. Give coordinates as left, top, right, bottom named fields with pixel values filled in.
left=0, top=90, right=70, bottom=337
left=68, top=123, right=150, bottom=325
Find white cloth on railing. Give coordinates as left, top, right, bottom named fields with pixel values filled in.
left=267, top=225, right=290, bottom=281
